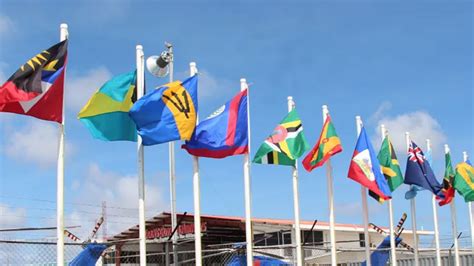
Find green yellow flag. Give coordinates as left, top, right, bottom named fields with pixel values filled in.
left=377, top=136, right=404, bottom=192
left=252, top=109, right=309, bottom=166
left=453, top=162, right=474, bottom=202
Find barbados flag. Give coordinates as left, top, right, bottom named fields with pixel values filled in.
left=78, top=70, right=137, bottom=142
left=348, top=127, right=391, bottom=202
left=182, top=89, right=248, bottom=158
left=129, top=75, right=198, bottom=146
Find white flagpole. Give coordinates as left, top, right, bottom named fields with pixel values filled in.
left=355, top=116, right=371, bottom=266
left=241, top=78, right=253, bottom=266
left=446, top=144, right=460, bottom=266
left=380, top=124, right=397, bottom=266
left=464, top=151, right=474, bottom=255
left=167, top=45, right=179, bottom=266
left=287, top=96, right=303, bottom=266
left=136, top=44, right=147, bottom=266
left=406, top=132, right=419, bottom=266
left=427, top=139, right=441, bottom=266
left=322, top=105, right=337, bottom=266
left=56, top=23, right=68, bottom=266
left=190, top=62, right=202, bottom=266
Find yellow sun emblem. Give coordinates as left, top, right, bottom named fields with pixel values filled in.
left=20, top=50, right=58, bottom=72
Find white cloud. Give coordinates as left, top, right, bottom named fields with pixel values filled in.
left=66, top=67, right=112, bottom=113
left=374, top=107, right=446, bottom=157
left=0, top=15, right=14, bottom=37
left=0, top=203, right=26, bottom=229
left=67, top=164, right=167, bottom=238
left=4, top=120, right=74, bottom=167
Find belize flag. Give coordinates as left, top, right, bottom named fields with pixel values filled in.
left=348, top=127, right=391, bottom=201
left=404, top=141, right=444, bottom=198
left=182, top=89, right=248, bottom=158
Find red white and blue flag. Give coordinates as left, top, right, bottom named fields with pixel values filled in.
left=404, top=141, right=444, bottom=198
left=348, top=127, right=391, bottom=201
left=182, top=89, right=248, bottom=158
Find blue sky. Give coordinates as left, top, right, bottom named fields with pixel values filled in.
left=0, top=0, right=472, bottom=248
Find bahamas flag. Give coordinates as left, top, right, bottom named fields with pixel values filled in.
left=129, top=75, right=198, bottom=146
left=78, top=71, right=137, bottom=141
left=182, top=89, right=248, bottom=158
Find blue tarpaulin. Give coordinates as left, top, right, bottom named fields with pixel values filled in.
left=226, top=255, right=289, bottom=265
left=362, top=236, right=402, bottom=266
left=69, top=243, right=107, bottom=266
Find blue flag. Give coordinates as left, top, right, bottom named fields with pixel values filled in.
left=182, top=89, right=248, bottom=158
left=129, top=75, right=198, bottom=146
left=362, top=236, right=402, bottom=266
left=404, top=141, right=443, bottom=198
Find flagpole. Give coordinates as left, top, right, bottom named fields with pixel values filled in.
left=241, top=78, right=254, bottom=266
left=56, top=23, right=68, bottom=266
left=322, top=105, right=337, bottom=266
left=136, top=44, right=147, bottom=266
left=406, top=132, right=419, bottom=266
left=355, top=116, right=371, bottom=266
left=288, top=96, right=303, bottom=266
left=167, top=45, right=179, bottom=266
left=381, top=124, right=397, bottom=266
left=426, top=139, right=441, bottom=266
left=445, top=144, right=460, bottom=266
left=464, top=151, right=474, bottom=255
left=190, top=62, right=202, bottom=266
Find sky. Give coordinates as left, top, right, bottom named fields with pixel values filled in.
left=0, top=0, right=473, bottom=248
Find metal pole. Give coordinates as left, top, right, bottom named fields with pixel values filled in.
left=445, top=145, right=460, bottom=266
left=136, top=44, right=147, bottom=266
left=323, top=105, right=337, bottom=266
left=406, top=132, right=419, bottom=266
left=167, top=44, right=179, bottom=266
left=190, top=62, right=202, bottom=266
left=288, top=96, right=303, bottom=266
left=381, top=124, right=397, bottom=266
left=355, top=116, right=371, bottom=266
left=427, top=139, right=441, bottom=266
left=463, top=151, right=474, bottom=255
left=56, top=23, right=68, bottom=266
left=241, top=78, right=254, bottom=266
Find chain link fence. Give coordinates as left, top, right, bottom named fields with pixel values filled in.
left=1, top=239, right=473, bottom=265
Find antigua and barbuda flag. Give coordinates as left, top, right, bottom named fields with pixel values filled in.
left=404, top=141, right=444, bottom=198
left=78, top=70, right=137, bottom=142
left=129, top=75, right=198, bottom=146
left=182, top=89, right=248, bottom=158
left=348, top=127, right=391, bottom=202
left=0, top=40, right=68, bottom=123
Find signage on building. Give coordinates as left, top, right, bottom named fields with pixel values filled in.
left=146, top=222, right=207, bottom=239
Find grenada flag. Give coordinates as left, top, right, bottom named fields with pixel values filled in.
left=302, top=115, right=342, bottom=171
left=348, top=127, right=391, bottom=202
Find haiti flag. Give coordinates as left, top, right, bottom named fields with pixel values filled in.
left=182, top=89, right=248, bottom=158
left=348, top=127, right=392, bottom=202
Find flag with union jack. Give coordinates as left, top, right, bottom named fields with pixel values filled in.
left=404, top=141, right=444, bottom=198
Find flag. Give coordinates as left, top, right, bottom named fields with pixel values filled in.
left=348, top=127, right=391, bottom=202
left=78, top=71, right=137, bottom=142
left=0, top=40, right=68, bottom=123
left=252, top=109, right=309, bottom=166
left=129, top=75, right=198, bottom=146
left=453, top=162, right=474, bottom=202
left=377, top=136, right=404, bottom=192
left=182, top=89, right=248, bottom=158
left=438, top=150, right=456, bottom=206
left=302, top=115, right=342, bottom=171
left=404, top=141, right=444, bottom=198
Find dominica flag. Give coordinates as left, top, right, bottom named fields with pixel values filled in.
left=129, top=75, right=198, bottom=146
left=0, top=40, right=68, bottom=123
left=348, top=126, right=391, bottom=202
left=438, top=149, right=455, bottom=206
left=253, top=109, right=309, bottom=166
left=78, top=70, right=137, bottom=142
left=453, top=162, right=474, bottom=202
left=377, top=136, right=404, bottom=192
left=302, top=115, right=342, bottom=171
